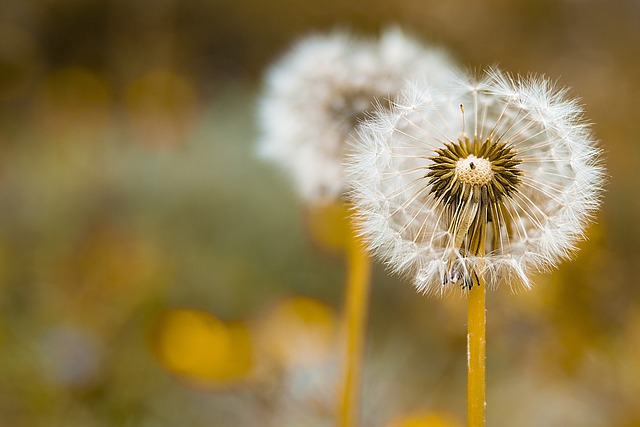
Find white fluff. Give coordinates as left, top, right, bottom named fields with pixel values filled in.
left=347, top=68, right=605, bottom=294
left=258, top=28, right=456, bottom=201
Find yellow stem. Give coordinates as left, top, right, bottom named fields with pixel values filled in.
left=467, top=272, right=486, bottom=427
left=339, top=218, right=372, bottom=427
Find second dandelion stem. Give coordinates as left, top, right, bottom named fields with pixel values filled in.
left=339, top=218, right=372, bottom=427
left=467, top=273, right=486, bottom=427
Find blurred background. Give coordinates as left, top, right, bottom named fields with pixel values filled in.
left=0, top=0, right=638, bottom=426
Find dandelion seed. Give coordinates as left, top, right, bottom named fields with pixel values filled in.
left=258, top=28, right=456, bottom=201
left=348, top=68, right=605, bottom=294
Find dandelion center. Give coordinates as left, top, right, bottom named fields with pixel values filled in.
left=455, top=156, right=493, bottom=186
left=425, top=137, right=523, bottom=288
left=426, top=137, right=522, bottom=207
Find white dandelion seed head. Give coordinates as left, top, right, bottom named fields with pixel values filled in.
left=258, top=28, right=457, bottom=201
left=348, top=68, right=605, bottom=294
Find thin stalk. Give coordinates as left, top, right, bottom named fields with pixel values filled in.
left=338, top=217, right=372, bottom=427
left=467, top=271, right=486, bottom=427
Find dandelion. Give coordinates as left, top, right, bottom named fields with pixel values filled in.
left=258, top=28, right=458, bottom=427
left=348, top=68, right=604, bottom=293
left=258, top=27, right=455, bottom=202
left=347, top=68, right=604, bottom=426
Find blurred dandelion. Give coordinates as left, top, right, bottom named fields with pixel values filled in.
left=259, top=28, right=460, bottom=426
left=258, top=27, right=455, bottom=202
left=348, top=68, right=604, bottom=425
left=258, top=27, right=457, bottom=427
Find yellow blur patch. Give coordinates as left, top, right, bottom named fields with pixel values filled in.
left=55, top=223, right=167, bottom=312
left=386, top=411, right=462, bottom=427
left=37, top=67, right=111, bottom=138
left=305, top=201, right=351, bottom=255
left=125, top=69, right=198, bottom=148
left=257, top=296, right=337, bottom=368
left=154, top=309, right=252, bottom=385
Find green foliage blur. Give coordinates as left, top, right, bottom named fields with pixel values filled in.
left=0, top=0, right=637, bottom=426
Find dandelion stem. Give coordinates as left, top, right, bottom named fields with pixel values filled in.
left=339, top=217, right=372, bottom=427
left=467, top=270, right=486, bottom=427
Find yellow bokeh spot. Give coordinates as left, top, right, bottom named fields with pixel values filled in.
left=54, top=223, right=167, bottom=311
left=37, top=67, right=111, bottom=137
left=154, top=309, right=252, bottom=384
left=386, top=411, right=462, bottom=427
left=125, top=69, right=198, bottom=147
left=257, top=296, right=337, bottom=368
left=305, top=201, right=351, bottom=254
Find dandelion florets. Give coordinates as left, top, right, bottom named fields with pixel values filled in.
left=348, top=68, right=605, bottom=293
left=258, top=28, right=456, bottom=201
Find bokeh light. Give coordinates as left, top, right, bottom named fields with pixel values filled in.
left=36, top=67, right=112, bottom=140
left=305, top=202, right=350, bottom=255
left=125, top=69, right=199, bottom=148
left=255, top=295, right=338, bottom=369
left=152, top=308, right=253, bottom=385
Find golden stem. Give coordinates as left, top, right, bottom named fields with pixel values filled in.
left=467, top=270, right=486, bottom=427
left=339, top=217, right=372, bottom=427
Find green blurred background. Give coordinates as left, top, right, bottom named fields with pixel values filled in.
left=0, top=0, right=638, bottom=426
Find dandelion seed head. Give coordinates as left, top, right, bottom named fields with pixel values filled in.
left=348, top=68, right=604, bottom=294
left=258, top=28, right=456, bottom=201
